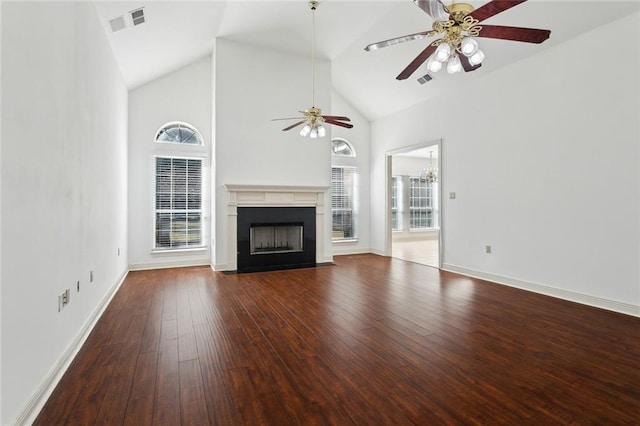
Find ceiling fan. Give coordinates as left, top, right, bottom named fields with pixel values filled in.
left=365, top=0, right=551, bottom=80
left=273, top=1, right=353, bottom=138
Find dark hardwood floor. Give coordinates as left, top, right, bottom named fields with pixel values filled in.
left=35, top=254, right=640, bottom=425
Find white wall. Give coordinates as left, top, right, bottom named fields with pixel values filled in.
left=371, top=12, right=640, bottom=314
left=331, top=90, right=371, bottom=255
left=1, top=2, right=128, bottom=423
left=128, top=56, right=212, bottom=270
left=392, top=156, right=429, bottom=177
left=213, top=39, right=333, bottom=269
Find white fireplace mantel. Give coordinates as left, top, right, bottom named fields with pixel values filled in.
left=222, top=184, right=330, bottom=271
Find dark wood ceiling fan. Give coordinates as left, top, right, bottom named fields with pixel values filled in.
left=365, top=0, right=551, bottom=80
left=273, top=1, right=352, bottom=138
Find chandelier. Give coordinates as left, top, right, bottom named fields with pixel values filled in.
left=425, top=3, right=485, bottom=74
left=420, top=151, right=439, bottom=183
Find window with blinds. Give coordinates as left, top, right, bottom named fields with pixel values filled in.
left=391, top=176, right=402, bottom=231
left=155, top=157, right=203, bottom=249
left=409, top=177, right=434, bottom=229
left=331, top=167, right=356, bottom=239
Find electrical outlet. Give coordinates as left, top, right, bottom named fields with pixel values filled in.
left=90, top=270, right=94, bottom=283
left=485, top=245, right=492, bottom=254
left=449, top=192, right=456, bottom=199
left=58, top=289, right=70, bottom=312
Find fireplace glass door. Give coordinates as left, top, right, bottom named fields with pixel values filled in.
left=250, top=224, right=303, bottom=255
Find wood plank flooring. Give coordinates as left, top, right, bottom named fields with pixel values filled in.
left=35, top=254, right=640, bottom=425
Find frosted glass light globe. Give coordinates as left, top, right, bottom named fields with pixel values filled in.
left=300, top=124, right=311, bottom=137
left=469, top=49, right=485, bottom=66
left=426, top=56, right=443, bottom=73
left=447, top=55, right=462, bottom=74
left=461, top=37, right=479, bottom=56
left=434, top=43, right=452, bottom=61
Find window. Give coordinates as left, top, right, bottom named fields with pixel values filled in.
left=391, top=176, right=402, bottom=231
left=155, top=122, right=203, bottom=145
left=331, top=167, right=356, bottom=239
left=331, top=138, right=355, bottom=157
left=331, top=138, right=357, bottom=240
left=155, top=157, right=203, bottom=249
left=409, top=177, right=434, bottom=229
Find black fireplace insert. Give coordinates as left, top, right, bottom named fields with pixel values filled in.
left=237, top=206, right=316, bottom=273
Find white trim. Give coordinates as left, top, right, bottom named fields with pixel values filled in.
left=211, top=263, right=229, bottom=272
left=223, top=184, right=330, bottom=272
left=154, top=121, right=204, bottom=146
left=442, top=263, right=640, bottom=318
left=332, top=238, right=358, bottom=244
left=224, top=184, right=329, bottom=193
left=332, top=246, right=371, bottom=256
left=129, top=259, right=210, bottom=271
left=16, top=267, right=129, bottom=426
left=386, top=139, right=443, bottom=269
left=331, top=137, right=356, bottom=157
left=370, top=248, right=387, bottom=257
left=150, top=247, right=207, bottom=254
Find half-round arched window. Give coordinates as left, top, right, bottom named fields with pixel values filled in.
left=331, top=138, right=356, bottom=157
left=155, top=121, right=203, bottom=145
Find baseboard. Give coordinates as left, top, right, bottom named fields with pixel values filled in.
left=332, top=246, right=371, bottom=256
left=317, top=254, right=334, bottom=264
left=16, top=267, right=129, bottom=426
left=129, top=259, right=210, bottom=271
left=443, top=263, right=640, bottom=318
left=369, top=248, right=387, bottom=257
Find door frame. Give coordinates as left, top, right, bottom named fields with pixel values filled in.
left=385, top=139, right=443, bottom=269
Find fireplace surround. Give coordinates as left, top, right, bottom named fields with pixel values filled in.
left=223, top=184, right=330, bottom=272
left=237, top=206, right=316, bottom=273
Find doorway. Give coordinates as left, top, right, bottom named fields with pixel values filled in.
left=386, top=141, right=442, bottom=268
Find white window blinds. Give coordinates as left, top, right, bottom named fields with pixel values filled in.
left=155, top=157, right=203, bottom=249
left=331, top=167, right=356, bottom=239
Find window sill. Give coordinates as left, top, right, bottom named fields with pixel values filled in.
left=332, top=238, right=358, bottom=244
left=151, top=247, right=207, bottom=255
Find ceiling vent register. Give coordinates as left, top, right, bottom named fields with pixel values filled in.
left=109, top=16, right=126, bottom=32
left=130, top=8, right=146, bottom=26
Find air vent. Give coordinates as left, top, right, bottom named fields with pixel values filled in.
left=109, top=16, right=126, bottom=32
left=130, top=8, right=146, bottom=26
left=417, top=73, right=433, bottom=85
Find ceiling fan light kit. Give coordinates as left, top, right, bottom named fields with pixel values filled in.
left=273, top=1, right=352, bottom=138
left=365, top=0, right=551, bottom=81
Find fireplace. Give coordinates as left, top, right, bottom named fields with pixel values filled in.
left=250, top=224, right=303, bottom=254
left=237, top=207, right=316, bottom=273
left=222, top=184, right=330, bottom=272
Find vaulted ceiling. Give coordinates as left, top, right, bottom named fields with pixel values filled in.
left=93, top=1, right=639, bottom=120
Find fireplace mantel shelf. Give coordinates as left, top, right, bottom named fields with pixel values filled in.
left=224, top=184, right=330, bottom=193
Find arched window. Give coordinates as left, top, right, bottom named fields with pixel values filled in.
left=331, top=138, right=357, bottom=240
left=155, top=121, right=203, bottom=145
left=153, top=121, right=205, bottom=250
left=331, top=138, right=355, bottom=157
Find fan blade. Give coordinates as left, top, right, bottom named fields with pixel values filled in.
left=365, top=31, right=431, bottom=51
left=323, top=115, right=351, bottom=122
left=476, top=25, right=550, bottom=43
left=272, top=117, right=305, bottom=121
left=413, top=0, right=450, bottom=21
left=460, top=54, right=482, bottom=72
left=396, top=44, right=437, bottom=80
left=471, top=0, right=527, bottom=23
left=325, top=118, right=354, bottom=129
left=282, top=121, right=306, bottom=131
